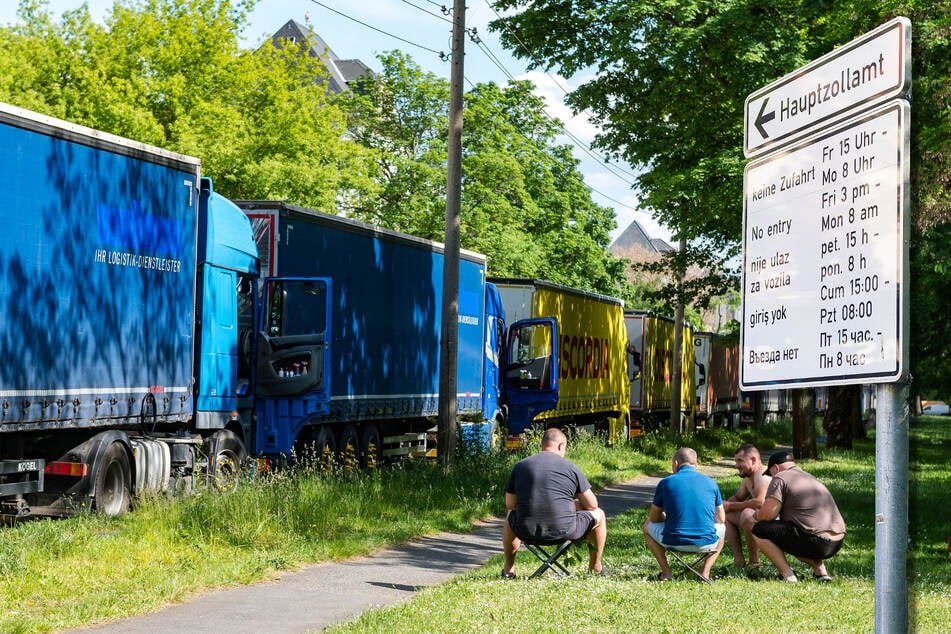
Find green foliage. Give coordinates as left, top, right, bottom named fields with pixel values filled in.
left=490, top=1, right=951, bottom=390
left=342, top=53, right=629, bottom=297
left=0, top=0, right=377, bottom=214
left=0, top=1, right=633, bottom=302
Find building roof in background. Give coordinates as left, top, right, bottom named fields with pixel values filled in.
left=269, top=20, right=374, bottom=94
left=609, top=219, right=674, bottom=260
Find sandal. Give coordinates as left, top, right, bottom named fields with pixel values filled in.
left=813, top=573, right=833, bottom=582
left=501, top=570, right=517, bottom=579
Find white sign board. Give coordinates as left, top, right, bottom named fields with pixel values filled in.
left=740, top=100, right=908, bottom=390
left=744, top=17, right=910, bottom=157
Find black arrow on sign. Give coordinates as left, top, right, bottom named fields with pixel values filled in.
left=754, top=98, right=775, bottom=138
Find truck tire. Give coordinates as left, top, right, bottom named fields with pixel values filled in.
left=359, top=424, right=381, bottom=471
left=314, top=426, right=336, bottom=474
left=337, top=425, right=359, bottom=472
left=207, top=430, right=247, bottom=491
left=92, top=442, right=132, bottom=517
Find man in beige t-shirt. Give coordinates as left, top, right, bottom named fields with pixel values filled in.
left=752, top=451, right=846, bottom=582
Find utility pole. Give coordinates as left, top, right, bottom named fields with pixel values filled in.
left=437, top=0, right=465, bottom=470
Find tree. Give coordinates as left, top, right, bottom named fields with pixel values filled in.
left=343, top=52, right=629, bottom=297
left=340, top=51, right=449, bottom=234
left=490, top=0, right=812, bottom=284
left=0, top=0, right=378, bottom=212
left=492, top=0, right=951, bottom=429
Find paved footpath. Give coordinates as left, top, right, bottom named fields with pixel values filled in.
left=75, top=461, right=737, bottom=634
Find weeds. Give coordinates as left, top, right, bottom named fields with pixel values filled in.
left=3, top=419, right=949, bottom=633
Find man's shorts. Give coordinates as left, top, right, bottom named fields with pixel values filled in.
left=508, top=510, right=597, bottom=543
left=752, top=520, right=844, bottom=560
left=645, top=521, right=726, bottom=553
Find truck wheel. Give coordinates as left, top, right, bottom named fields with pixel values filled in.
left=208, top=430, right=247, bottom=491
left=337, top=425, right=359, bottom=473
left=314, top=426, right=336, bottom=474
left=359, top=424, right=381, bottom=471
left=92, top=442, right=132, bottom=517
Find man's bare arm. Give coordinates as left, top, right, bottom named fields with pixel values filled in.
left=576, top=488, right=599, bottom=511
left=756, top=496, right=781, bottom=521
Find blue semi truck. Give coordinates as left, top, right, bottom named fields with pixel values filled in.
left=234, top=200, right=514, bottom=466
left=0, top=103, right=559, bottom=519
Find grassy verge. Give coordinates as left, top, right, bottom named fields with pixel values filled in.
left=0, top=425, right=763, bottom=633
left=0, top=420, right=876, bottom=633
left=324, top=418, right=951, bottom=633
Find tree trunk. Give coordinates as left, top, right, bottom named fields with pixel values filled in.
left=823, top=385, right=855, bottom=449
left=792, top=387, right=818, bottom=459
left=752, top=391, right=764, bottom=428
left=669, top=252, right=685, bottom=435
left=852, top=385, right=868, bottom=440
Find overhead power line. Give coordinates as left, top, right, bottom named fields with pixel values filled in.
left=400, top=0, right=452, bottom=23
left=479, top=0, right=640, bottom=182
left=308, top=0, right=446, bottom=56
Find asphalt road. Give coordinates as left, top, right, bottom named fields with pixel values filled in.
left=74, top=461, right=737, bottom=633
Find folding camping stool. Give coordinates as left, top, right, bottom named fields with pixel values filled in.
left=666, top=548, right=714, bottom=583
left=523, top=539, right=575, bottom=578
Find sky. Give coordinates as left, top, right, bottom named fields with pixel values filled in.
left=0, top=0, right=671, bottom=243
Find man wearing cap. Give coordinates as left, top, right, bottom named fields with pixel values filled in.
left=751, top=451, right=846, bottom=582
left=643, top=447, right=726, bottom=582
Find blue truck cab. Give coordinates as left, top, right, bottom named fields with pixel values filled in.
left=235, top=201, right=523, bottom=466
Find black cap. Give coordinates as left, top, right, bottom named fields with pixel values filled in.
left=767, top=451, right=793, bottom=470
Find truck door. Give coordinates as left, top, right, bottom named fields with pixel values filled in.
left=503, top=318, right=559, bottom=434
left=252, top=277, right=332, bottom=455
left=256, top=277, right=332, bottom=397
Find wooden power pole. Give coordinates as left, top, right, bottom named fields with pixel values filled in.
left=437, top=0, right=465, bottom=470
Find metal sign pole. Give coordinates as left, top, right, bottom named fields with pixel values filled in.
left=875, top=379, right=909, bottom=633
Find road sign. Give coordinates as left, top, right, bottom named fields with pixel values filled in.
left=744, top=17, right=910, bottom=158
left=740, top=100, right=908, bottom=390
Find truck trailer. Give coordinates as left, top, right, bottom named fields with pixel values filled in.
left=234, top=201, right=512, bottom=465
left=0, top=102, right=258, bottom=519
left=490, top=279, right=630, bottom=445
left=625, top=311, right=696, bottom=434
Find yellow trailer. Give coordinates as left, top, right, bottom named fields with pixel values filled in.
left=625, top=311, right=696, bottom=434
left=491, top=279, right=630, bottom=445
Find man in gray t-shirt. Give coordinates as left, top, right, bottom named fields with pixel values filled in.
left=501, top=428, right=606, bottom=577
left=752, top=451, right=846, bottom=582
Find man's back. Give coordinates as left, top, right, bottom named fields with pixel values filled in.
left=654, top=465, right=722, bottom=545
left=769, top=467, right=846, bottom=535
left=506, top=450, right=589, bottom=541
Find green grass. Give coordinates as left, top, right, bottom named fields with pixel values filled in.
left=324, top=418, right=951, bottom=633
left=1, top=419, right=946, bottom=633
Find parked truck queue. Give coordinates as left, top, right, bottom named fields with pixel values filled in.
left=0, top=101, right=714, bottom=521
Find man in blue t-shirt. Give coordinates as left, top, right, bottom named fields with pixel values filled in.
left=643, top=447, right=726, bottom=581
left=502, top=428, right=606, bottom=577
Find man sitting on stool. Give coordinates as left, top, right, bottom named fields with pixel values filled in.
left=643, top=447, right=726, bottom=581
left=502, top=427, right=606, bottom=577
